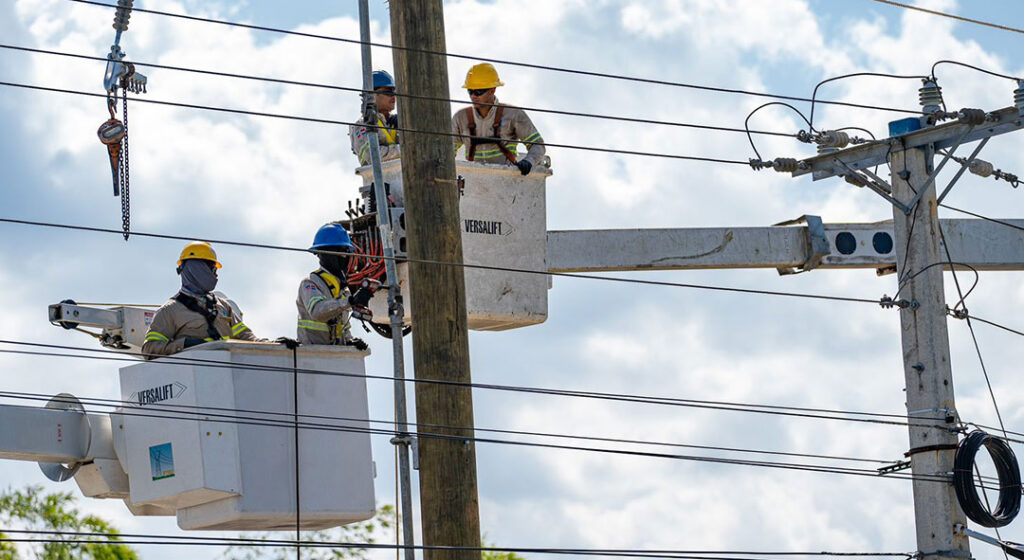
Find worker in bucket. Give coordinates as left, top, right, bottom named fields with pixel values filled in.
left=296, top=223, right=377, bottom=350
left=142, top=241, right=268, bottom=359
left=451, top=63, right=545, bottom=175
left=350, top=70, right=400, bottom=166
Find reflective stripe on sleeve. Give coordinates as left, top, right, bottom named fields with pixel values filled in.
left=145, top=332, right=170, bottom=342
left=298, top=320, right=330, bottom=333
left=231, top=322, right=249, bottom=336
left=306, top=295, right=326, bottom=315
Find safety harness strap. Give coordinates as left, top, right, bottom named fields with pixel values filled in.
left=174, top=292, right=222, bottom=341
left=465, top=105, right=517, bottom=164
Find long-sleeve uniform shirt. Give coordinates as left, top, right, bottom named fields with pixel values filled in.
left=296, top=270, right=355, bottom=345
left=451, top=101, right=545, bottom=166
left=142, top=292, right=259, bottom=359
left=349, top=113, right=400, bottom=166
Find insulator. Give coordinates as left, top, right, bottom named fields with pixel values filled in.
left=919, top=79, right=944, bottom=114
left=957, top=108, right=987, bottom=126
left=771, top=158, right=800, bottom=173
left=113, top=0, right=134, bottom=31
left=1015, top=80, right=1024, bottom=114
left=817, top=130, right=850, bottom=149
left=968, top=159, right=994, bottom=178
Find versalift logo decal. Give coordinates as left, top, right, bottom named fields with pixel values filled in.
left=464, top=218, right=513, bottom=236
left=130, top=382, right=187, bottom=406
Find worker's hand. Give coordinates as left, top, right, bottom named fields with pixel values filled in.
left=274, top=336, right=300, bottom=350
left=516, top=160, right=533, bottom=176
left=349, top=286, right=375, bottom=308
left=183, top=337, right=207, bottom=349
left=347, top=337, right=369, bottom=351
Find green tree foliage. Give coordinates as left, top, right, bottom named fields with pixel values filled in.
left=0, top=485, right=138, bottom=560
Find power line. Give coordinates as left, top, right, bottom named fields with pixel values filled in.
left=0, top=529, right=917, bottom=559
left=0, top=216, right=888, bottom=306
left=0, top=80, right=749, bottom=165
left=0, top=388, right=895, bottom=466
left=864, top=0, right=1024, bottom=37
left=66, top=0, right=923, bottom=117
left=0, top=43, right=800, bottom=140
left=0, top=379, right=947, bottom=483
left=0, top=339, right=955, bottom=432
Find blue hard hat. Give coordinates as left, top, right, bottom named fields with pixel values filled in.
left=310, top=223, right=355, bottom=251
left=372, top=70, right=396, bottom=90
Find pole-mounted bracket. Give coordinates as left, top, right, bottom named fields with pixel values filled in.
left=774, top=215, right=830, bottom=275
left=956, top=524, right=1024, bottom=560
left=878, top=460, right=912, bottom=475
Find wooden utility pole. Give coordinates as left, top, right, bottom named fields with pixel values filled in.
left=389, top=2, right=483, bottom=558
left=889, top=143, right=970, bottom=560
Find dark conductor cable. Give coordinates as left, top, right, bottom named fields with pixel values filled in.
left=744, top=102, right=812, bottom=160
left=0, top=44, right=798, bottom=141
left=865, top=0, right=1024, bottom=37
left=67, top=0, right=924, bottom=118
left=931, top=60, right=1021, bottom=83
left=0, top=80, right=749, bottom=165
left=808, top=72, right=928, bottom=133
left=953, top=430, right=1022, bottom=528
left=0, top=216, right=885, bottom=305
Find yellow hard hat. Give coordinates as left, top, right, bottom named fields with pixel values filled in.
left=462, top=63, right=504, bottom=89
left=177, top=241, right=222, bottom=268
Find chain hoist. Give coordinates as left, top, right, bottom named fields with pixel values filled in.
left=96, top=0, right=146, bottom=240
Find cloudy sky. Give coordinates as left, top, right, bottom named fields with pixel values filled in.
left=2, top=0, right=1024, bottom=559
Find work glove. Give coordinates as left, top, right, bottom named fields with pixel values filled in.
left=349, top=279, right=381, bottom=308
left=347, top=337, right=369, bottom=351
left=274, top=336, right=300, bottom=350
left=183, top=337, right=207, bottom=349
left=516, top=160, right=533, bottom=176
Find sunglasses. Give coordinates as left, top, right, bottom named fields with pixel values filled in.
left=467, top=88, right=491, bottom=97
left=376, top=89, right=396, bottom=97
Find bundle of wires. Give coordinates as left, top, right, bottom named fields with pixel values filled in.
left=953, top=430, right=1022, bottom=528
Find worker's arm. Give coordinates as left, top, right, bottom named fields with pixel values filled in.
left=141, top=306, right=184, bottom=359
left=379, top=143, right=401, bottom=162
left=513, top=111, right=545, bottom=166
left=300, top=280, right=350, bottom=323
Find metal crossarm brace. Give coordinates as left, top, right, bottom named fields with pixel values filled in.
left=792, top=106, right=1024, bottom=181
left=904, top=126, right=973, bottom=214
left=937, top=137, right=990, bottom=204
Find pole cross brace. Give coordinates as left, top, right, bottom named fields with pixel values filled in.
left=878, top=459, right=912, bottom=475
left=774, top=215, right=829, bottom=275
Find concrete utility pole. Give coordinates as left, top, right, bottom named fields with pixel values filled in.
left=889, top=143, right=969, bottom=559
left=389, top=1, right=483, bottom=558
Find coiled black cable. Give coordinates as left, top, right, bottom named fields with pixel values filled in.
left=953, top=430, right=1022, bottom=528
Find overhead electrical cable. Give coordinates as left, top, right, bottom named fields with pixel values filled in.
left=807, top=72, right=929, bottom=132
left=0, top=388, right=895, bottom=466
left=864, top=0, right=1024, bottom=37
left=0, top=340, right=955, bottom=432
left=67, top=0, right=923, bottom=117
left=0, top=44, right=799, bottom=140
left=0, top=387, right=950, bottom=482
left=0, top=216, right=887, bottom=306
left=0, top=529, right=917, bottom=559
left=0, top=80, right=748, bottom=165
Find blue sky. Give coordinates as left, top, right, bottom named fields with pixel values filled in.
left=3, top=1, right=1024, bottom=559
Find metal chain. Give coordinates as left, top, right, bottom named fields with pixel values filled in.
left=120, top=85, right=130, bottom=240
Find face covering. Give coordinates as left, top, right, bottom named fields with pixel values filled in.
left=318, top=251, right=351, bottom=278
left=180, top=259, right=218, bottom=295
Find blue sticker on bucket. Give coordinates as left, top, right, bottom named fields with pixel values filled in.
left=149, top=442, right=175, bottom=481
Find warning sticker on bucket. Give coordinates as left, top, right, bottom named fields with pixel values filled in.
left=149, top=442, right=175, bottom=481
